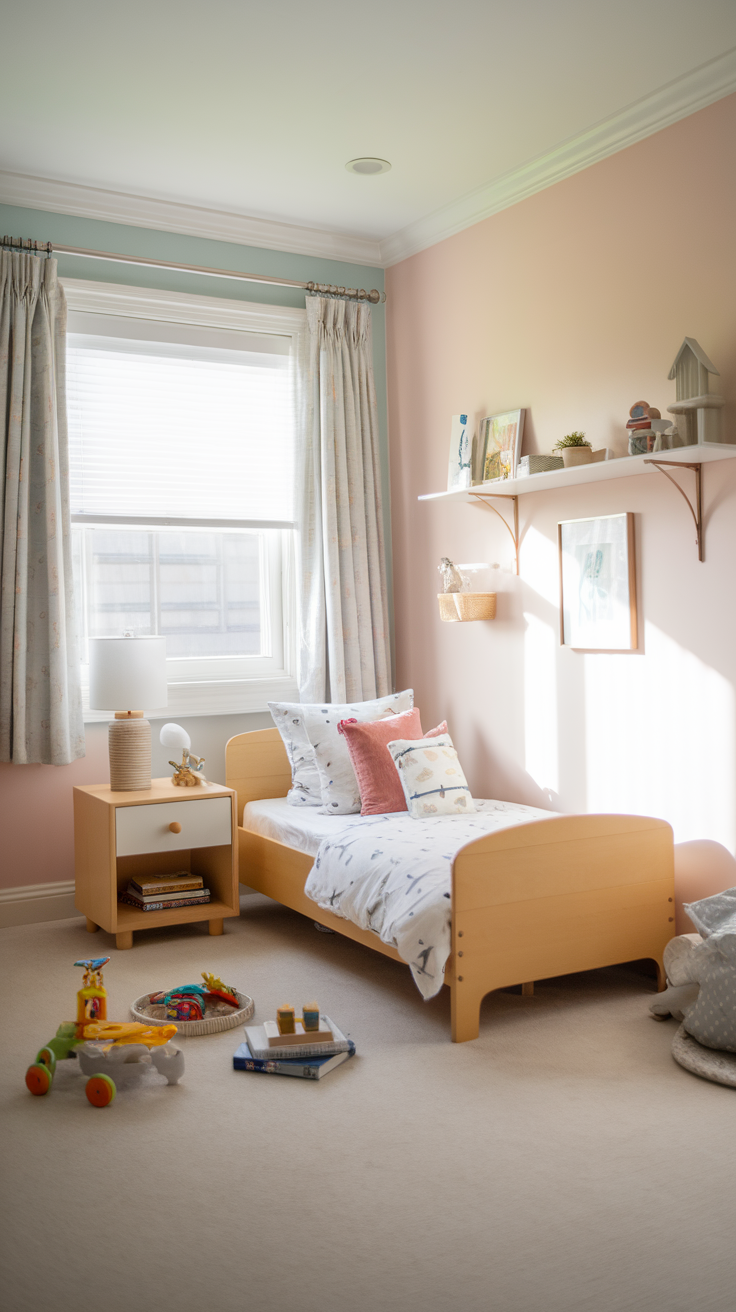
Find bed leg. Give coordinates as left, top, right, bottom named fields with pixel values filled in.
left=451, top=981, right=483, bottom=1043
left=655, top=957, right=667, bottom=992
left=521, top=981, right=534, bottom=997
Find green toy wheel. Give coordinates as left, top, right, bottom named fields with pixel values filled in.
left=36, top=1046, right=57, bottom=1074
left=86, top=1074, right=116, bottom=1107
left=26, top=1063, right=53, bottom=1096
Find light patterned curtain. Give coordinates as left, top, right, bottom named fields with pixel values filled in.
left=297, top=295, right=391, bottom=703
left=0, top=250, right=84, bottom=764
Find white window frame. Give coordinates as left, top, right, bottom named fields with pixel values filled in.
left=63, top=278, right=304, bottom=719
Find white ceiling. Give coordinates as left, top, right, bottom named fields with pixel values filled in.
left=1, top=0, right=735, bottom=264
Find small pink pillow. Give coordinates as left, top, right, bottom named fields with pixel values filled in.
left=338, top=710, right=448, bottom=815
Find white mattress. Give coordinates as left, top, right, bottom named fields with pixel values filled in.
left=242, top=797, right=368, bottom=857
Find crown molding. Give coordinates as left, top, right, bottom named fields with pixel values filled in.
left=380, top=47, right=736, bottom=266
left=0, top=170, right=384, bottom=269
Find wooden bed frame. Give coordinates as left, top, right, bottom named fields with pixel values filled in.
left=226, top=728, right=675, bottom=1043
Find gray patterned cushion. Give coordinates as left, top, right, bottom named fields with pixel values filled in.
left=681, top=888, right=736, bottom=1053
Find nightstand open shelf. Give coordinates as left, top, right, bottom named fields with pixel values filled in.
left=73, top=779, right=239, bottom=949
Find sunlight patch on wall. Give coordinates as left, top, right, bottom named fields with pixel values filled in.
left=584, top=624, right=735, bottom=851
left=524, top=611, right=558, bottom=796
left=520, top=525, right=558, bottom=607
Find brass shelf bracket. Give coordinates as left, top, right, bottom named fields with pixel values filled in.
left=469, top=492, right=519, bottom=575
left=643, top=460, right=704, bottom=561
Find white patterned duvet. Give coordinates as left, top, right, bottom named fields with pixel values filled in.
left=243, top=798, right=555, bottom=1000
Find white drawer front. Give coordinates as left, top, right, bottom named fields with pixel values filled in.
left=116, top=797, right=232, bottom=857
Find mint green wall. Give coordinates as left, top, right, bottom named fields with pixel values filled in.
left=0, top=201, right=392, bottom=645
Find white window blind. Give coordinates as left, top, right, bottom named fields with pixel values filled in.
left=67, top=315, right=294, bottom=525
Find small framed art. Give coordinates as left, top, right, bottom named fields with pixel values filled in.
left=479, top=409, right=525, bottom=482
left=558, top=513, right=638, bottom=651
left=447, top=414, right=473, bottom=490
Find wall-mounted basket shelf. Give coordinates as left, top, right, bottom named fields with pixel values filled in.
left=420, top=441, right=736, bottom=563
left=438, top=592, right=497, bottom=622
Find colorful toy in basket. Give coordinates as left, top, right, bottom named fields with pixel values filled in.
left=148, top=971, right=240, bottom=1022
left=25, top=958, right=185, bottom=1107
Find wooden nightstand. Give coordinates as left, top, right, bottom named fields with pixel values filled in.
left=73, top=779, right=239, bottom=949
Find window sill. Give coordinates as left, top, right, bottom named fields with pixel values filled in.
left=82, top=674, right=300, bottom=722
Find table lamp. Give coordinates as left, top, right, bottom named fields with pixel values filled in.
left=89, top=636, right=168, bottom=791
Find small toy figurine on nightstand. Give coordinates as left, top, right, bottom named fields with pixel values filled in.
left=160, top=722, right=210, bottom=787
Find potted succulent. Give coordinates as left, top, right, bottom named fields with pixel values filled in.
left=554, top=431, right=593, bottom=468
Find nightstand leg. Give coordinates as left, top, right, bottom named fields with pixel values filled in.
left=85, top=918, right=99, bottom=933
left=116, top=930, right=134, bottom=950
left=208, top=918, right=224, bottom=936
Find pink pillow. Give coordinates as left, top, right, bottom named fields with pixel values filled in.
left=338, top=711, right=448, bottom=815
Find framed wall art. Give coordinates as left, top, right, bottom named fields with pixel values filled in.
left=447, top=413, right=473, bottom=491
left=479, top=409, right=525, bottom=482
left=558, top=513, right=638, bottom=651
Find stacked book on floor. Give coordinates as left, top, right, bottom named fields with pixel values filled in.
left=119, top=871, right=211, bottom=912
left=234, top=1018, right=355, bottom=1081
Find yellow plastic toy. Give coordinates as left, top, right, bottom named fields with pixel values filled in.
left=25, top=958, right=184, bottom=1107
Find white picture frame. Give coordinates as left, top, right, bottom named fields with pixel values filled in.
left=558, top=513, right=638, bottom=651
left=447, top=414, right=473, bottom=491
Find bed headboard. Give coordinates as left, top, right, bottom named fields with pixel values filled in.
left=225, top=727, right=291, bottom=825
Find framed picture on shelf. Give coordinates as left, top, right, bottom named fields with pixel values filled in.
left=479, top=409, right=525, bottom=482
left=447, top=414, right=473, bottom=491
left=558, top=513, right=638, bottom=651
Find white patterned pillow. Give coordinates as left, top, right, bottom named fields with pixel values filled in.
left=303, top=690, right=414, bottom=815
left=386, top=732, right=475, bottom=818
left=268, top=703, right=323, bottom=806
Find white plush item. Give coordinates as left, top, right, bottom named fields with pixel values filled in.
left=302, top=690, right=414, bottom=814
left=268, top=702, right=323, bottom=806
left=386, top=732, right=475, bottom=817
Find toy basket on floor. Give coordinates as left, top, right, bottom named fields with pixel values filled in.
left=131, top=990, right=254, bottom=1036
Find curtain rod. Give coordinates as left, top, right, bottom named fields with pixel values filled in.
left=0, top=235, right=386, bottom=304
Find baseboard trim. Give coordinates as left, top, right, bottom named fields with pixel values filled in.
left=0, top=881, right=79, bottom=929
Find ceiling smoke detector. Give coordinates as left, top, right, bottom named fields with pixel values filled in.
left=345, top=158, right=392, bottom=176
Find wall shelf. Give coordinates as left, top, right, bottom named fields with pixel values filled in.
left=419, top=441, right=736, bottom=562
left=419, top=442, right=736, bottom=503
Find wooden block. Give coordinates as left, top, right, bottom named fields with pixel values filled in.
left=264, top=1019, right=334, bottom=1047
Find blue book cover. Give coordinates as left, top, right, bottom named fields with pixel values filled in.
left=233, top=1040, right=355, bottom=1080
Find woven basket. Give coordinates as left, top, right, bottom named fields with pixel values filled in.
left=439, top=592, right=497, bottom=622
left=130, top=989, right=254, bottom=1036
left=437, top=592, right=461, bottom=622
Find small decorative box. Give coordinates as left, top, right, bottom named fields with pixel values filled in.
left=517, top=454, right=564, bottom=476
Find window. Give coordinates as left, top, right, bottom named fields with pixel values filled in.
left=64, top=281, right=304, bottom=716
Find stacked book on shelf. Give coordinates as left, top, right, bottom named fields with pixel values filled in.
left=119, top=871, right=210, bottom=912
left=234, top=1017, right=355, bottom=1081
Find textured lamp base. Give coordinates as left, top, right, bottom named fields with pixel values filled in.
left=108, top=715, right=152, bottom=791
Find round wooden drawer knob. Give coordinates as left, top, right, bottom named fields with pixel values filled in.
left=169, top=822, right=182, bottom=834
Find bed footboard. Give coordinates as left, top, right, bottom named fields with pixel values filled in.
left=449, top=813, right=675, bottom=1042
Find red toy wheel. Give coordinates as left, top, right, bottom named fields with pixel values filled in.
left=86, top=1074, right=116, bottom=1107
left=36, top=1046, right=57, bottom=1073
left=26, top=1063, right=53, bottom=1096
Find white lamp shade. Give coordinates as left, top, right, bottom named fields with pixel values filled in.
left=89, top=636, right=168, bottom=711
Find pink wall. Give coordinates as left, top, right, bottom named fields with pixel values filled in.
left=386, top=93, right=736, bottom=929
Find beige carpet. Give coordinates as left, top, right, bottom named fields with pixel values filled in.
left=2, top=896, right=735, bottom=1312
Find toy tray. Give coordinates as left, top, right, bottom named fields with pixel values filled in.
left=130, top=990, right=254, bottom=1036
